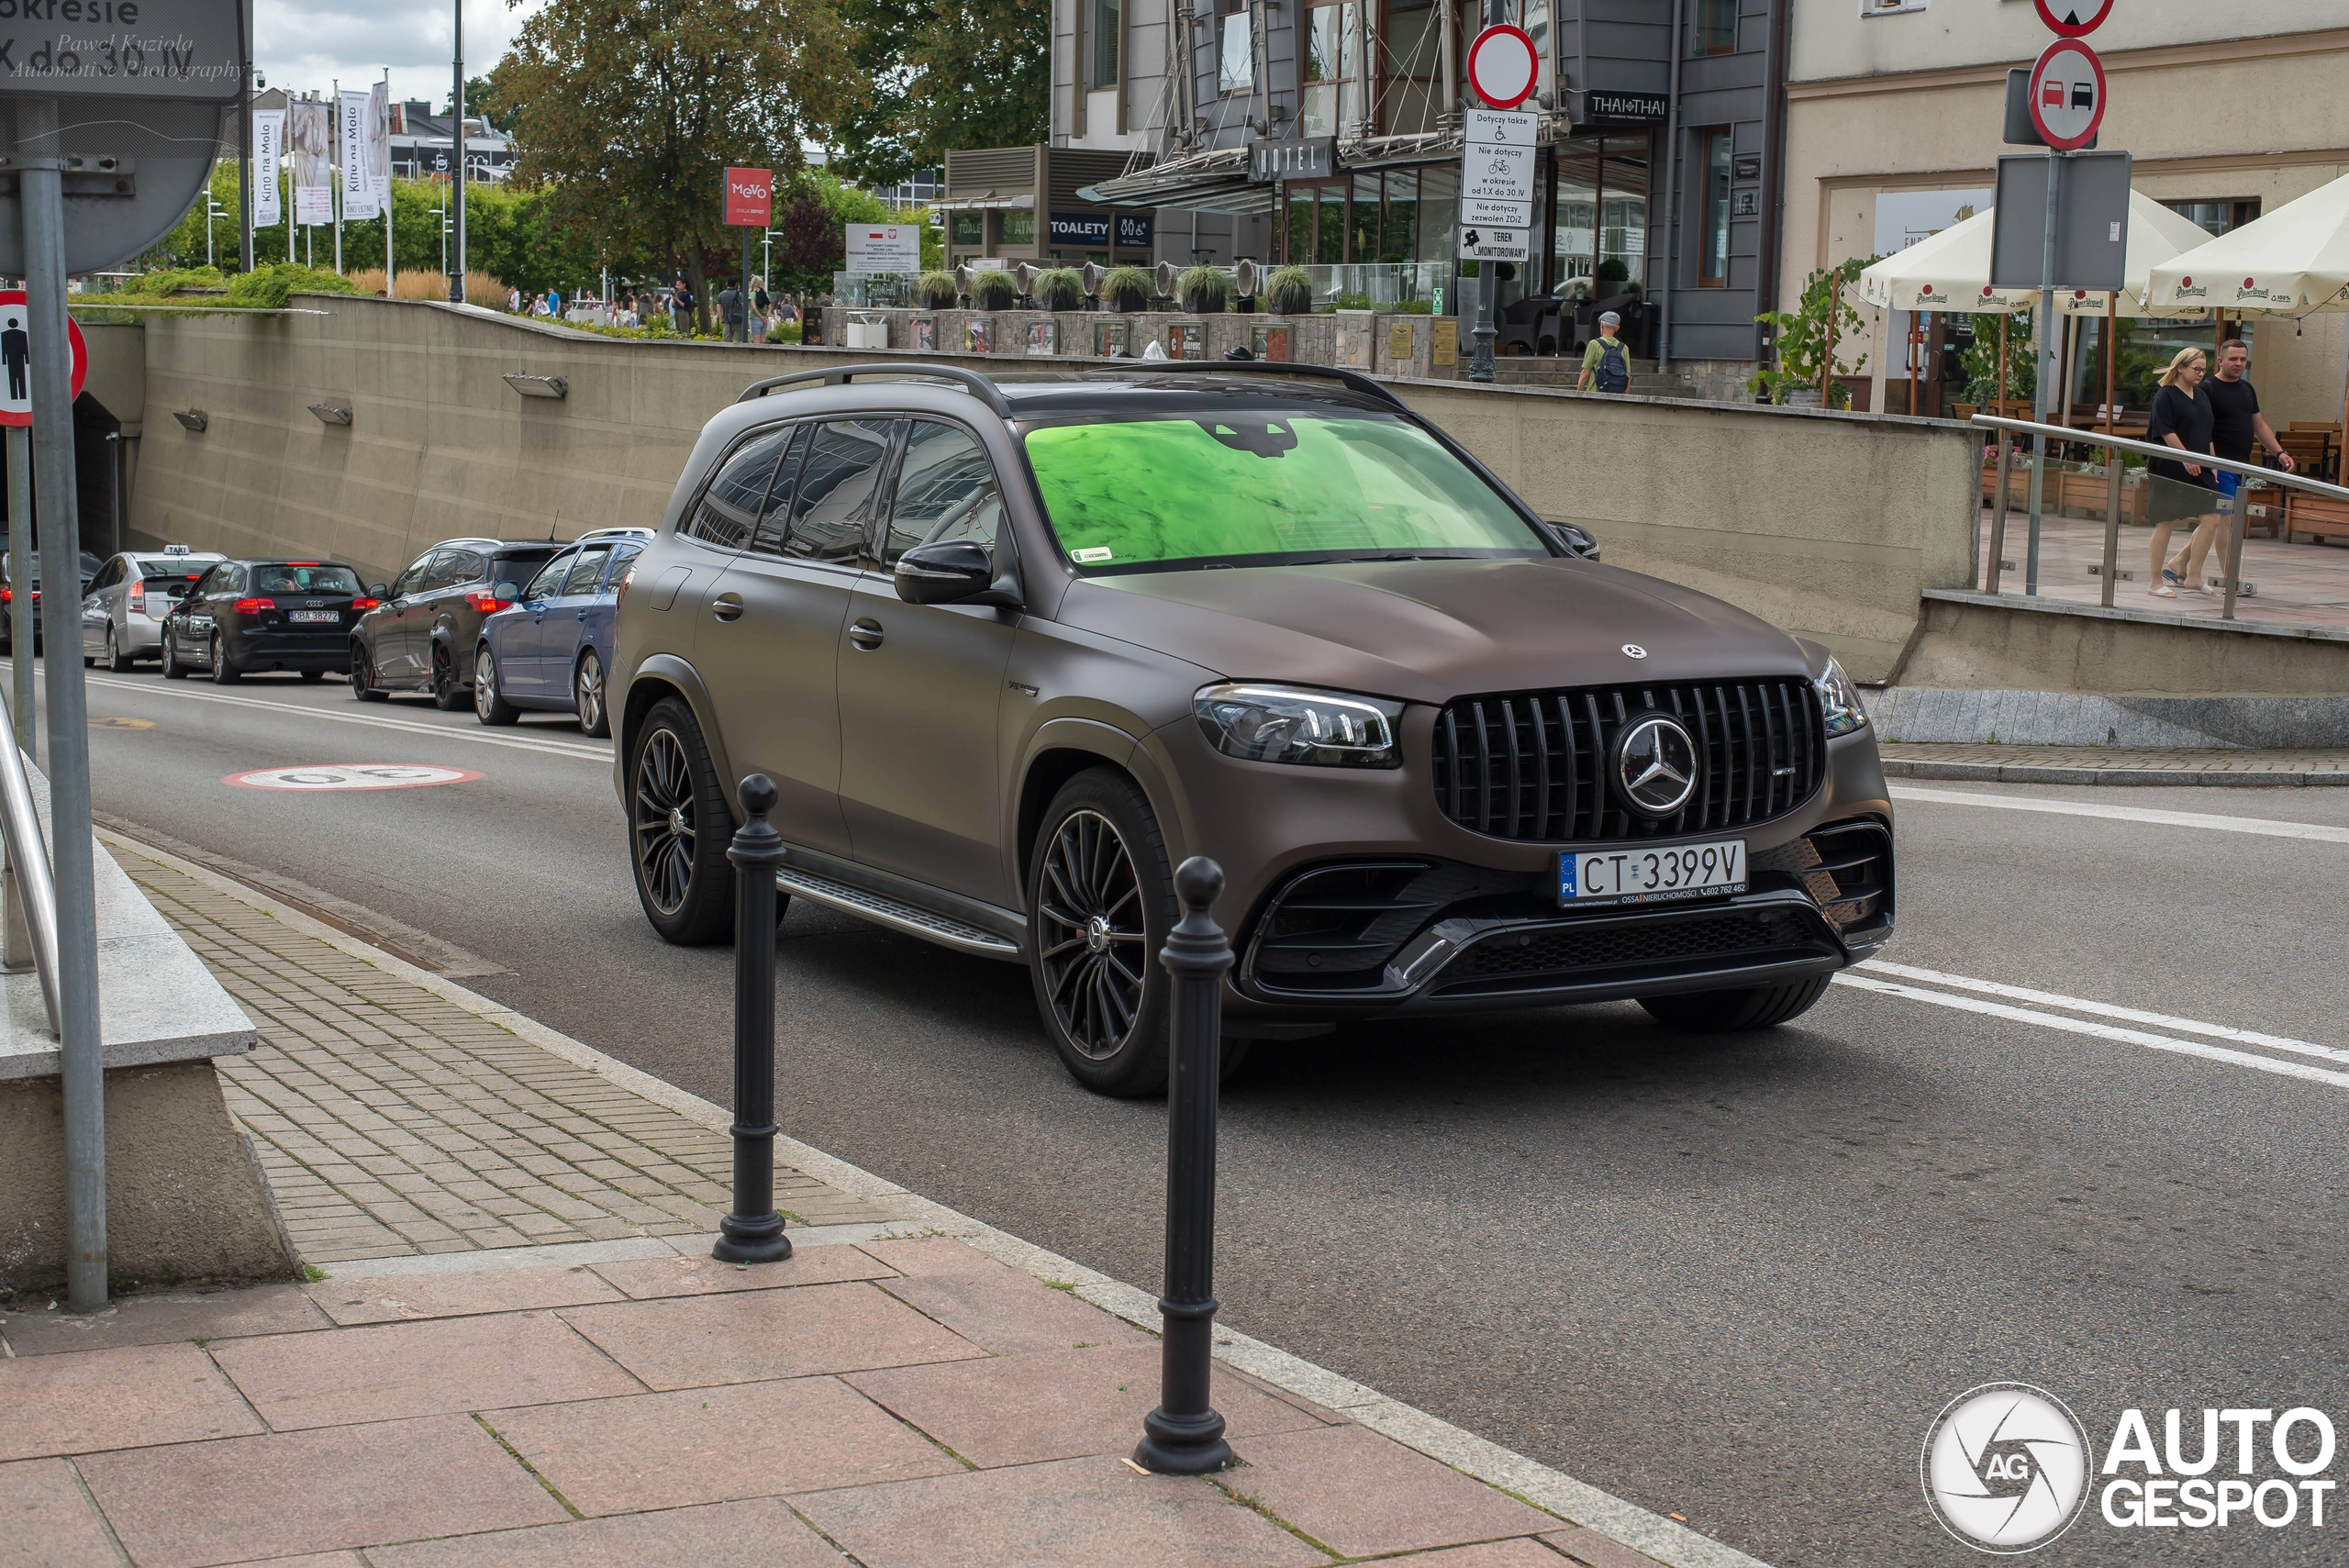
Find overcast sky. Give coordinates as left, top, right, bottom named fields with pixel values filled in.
left=257, top=0, right=546, bottom=109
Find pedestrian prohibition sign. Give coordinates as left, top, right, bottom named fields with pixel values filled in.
left=2026, top=38, right=2106, bottom=153
left=0, top=290, right=87, bottom=428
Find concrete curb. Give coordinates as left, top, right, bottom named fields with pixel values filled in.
left=1883, top=760, right=2349, bottom=787
left=96, top=825, right=1774, bottom=1568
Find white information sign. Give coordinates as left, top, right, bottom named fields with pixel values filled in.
left=1459, top=108, right=1539, bottom=230
left=843, top=224, right=921, bottom=274
left=1458, top=226, right=1531, bottom=263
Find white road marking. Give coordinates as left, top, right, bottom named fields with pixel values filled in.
left=76, top=673, right=610, bottom=762
left=1833, top=972, right=2349, bottom=1092
left=1890, top=784, right=2349, bottom=844
left=1859, top=960, right=2349, bottom=1066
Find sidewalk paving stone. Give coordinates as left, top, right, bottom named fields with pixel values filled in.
left=587, top=1246, right=893, bottom=1300
left=0, top=1284, right=329, bottom=1355
left=875, top=1260, right=1158, bottom=1354
left=557, top=1279, right=987, bottom=1388
left=365, top=1498, right=843, bottom=1568
left=843, top=1342, right=1331, bottom=1469
left=791, top=1453, right=1334, bottom=1568
left=209, top=1312, right=644, bottom=1429
left=0, top=1342, right=264, bottom=1462
left=73, top=1415, right=571, bottom=1568
left=304, top=1263, right=629, bottom=1325
left=1220, top=1422, right=1559, bottom=1556
left=484, top=1375, right=962, bottom=1516
left=0, top=1457, right=125, bottom=1568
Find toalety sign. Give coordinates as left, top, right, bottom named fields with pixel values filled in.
left=1923, top=1385, right=2349, bottom=1553
left=0, top=0, right=243, bottom=101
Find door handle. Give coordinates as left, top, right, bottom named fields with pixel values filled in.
left=847, top=617, right=884, bottom=651
left=576, top=608, right=589, bottom=620
left=711, top=594, right=745, bottom=622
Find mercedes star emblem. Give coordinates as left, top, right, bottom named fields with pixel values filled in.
left=1621, top=643, right=1648, bottom=659
left=1615, top=715, right=1699, bottom=817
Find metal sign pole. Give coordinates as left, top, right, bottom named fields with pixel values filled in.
left=1466, top=0, right=1506, bottom=385
left=17, top=97, right=107, bottom=1313
left=2024, top=149, right=2063, bottom=596
left=451, top=1, right=467, bottom=304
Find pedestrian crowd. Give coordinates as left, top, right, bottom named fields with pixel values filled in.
left=502, top=277, right=803, bottom=341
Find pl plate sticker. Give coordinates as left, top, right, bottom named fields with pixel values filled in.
left=226, top=764, right=483, bottom=792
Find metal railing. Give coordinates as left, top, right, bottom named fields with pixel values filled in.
left=1973, top=413, right=2349, bottom=622
left=0, top=687, right=60, bottom=1035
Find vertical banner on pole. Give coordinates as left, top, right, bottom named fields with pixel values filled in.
left=290, top=100, right=335, bottom=226
left=251, top=109, right=286, bottom=227
left=340, top=88, right=381, bottom=221
left=373, top=81, right=394, bottom=292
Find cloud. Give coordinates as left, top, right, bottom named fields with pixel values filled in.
left=256, top=0, right=548, bottom=107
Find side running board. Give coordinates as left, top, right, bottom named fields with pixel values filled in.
left=774, top=866, right=1021, bottom=961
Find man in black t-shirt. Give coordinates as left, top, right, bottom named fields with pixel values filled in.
left=2207, top=339, right=2293, bottom=471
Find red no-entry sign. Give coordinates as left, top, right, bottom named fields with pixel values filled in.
left=2027, top=38, right=2106, bottom=152
left=1465, top=25, right=1540, bottom=111
left=0, top=289, right=86, bottom=428
left=724, top=167, right=774, bottom=228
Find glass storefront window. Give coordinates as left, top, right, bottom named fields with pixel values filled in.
left=1600, top=135, right=1650, bottom=289
left=1000, top=209, right=1035, bottom=247
left=1553, top=148, right=1596, bottom=284
left=1417, top=164, right=1456, bottom=267
left=1288, top=186, right=1315, bottom=263
left=1351, top=173, right=1383, bottom=263
left=1219, top=2, right=1252, bottom=93
left=1383, top=171, right=1419, bottom=262
left=1318, top=184, right=1346, bottom=264
left=951, top=212, right=984, bottom=248
left=1698, top=128, right=1730, bottom=287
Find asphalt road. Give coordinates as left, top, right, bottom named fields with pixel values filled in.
left=49, top=656, right=2349, bottom=1567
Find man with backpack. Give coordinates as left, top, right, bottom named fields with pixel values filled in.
left=1579, top=309, right=1631, bottom=394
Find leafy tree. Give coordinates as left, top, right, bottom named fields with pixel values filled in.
left=496, top=0, right=861, bottom=330
left=1751, top=257, right=1874, bottom=407
left=832, top=0, right=1046, bottom=187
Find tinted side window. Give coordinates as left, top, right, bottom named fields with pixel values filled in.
left=748, top=426, right=811, bottom=556
left=447, top=550, right=489, bottom=587
left=90, top=559, right=122, bottom=592
left=685, top=428, right=794, bottom=550
left=785, top=420, right=896, bottom=564
left=390, top=557, right=430, bottom=597
left=560, top=546, right=614, bottom=596
left=606, top=542, right=644, bottom=584
left=884, top=423, right=1006, bottom=569
left=522, top=550, right=576, bottom=599
left=419, top=550, right=464, bottom=592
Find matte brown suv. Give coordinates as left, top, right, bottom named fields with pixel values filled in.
left=615, top=364, right=1894, bottom=1095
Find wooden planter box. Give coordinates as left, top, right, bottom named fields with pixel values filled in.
left=2284, top=492, right=2349, bottom=545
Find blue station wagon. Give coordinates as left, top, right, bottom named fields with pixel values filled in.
left=472, top=528, right=649, bottom=736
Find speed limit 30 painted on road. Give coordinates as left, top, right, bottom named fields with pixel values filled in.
left=226, top=764, right=484, bottom=791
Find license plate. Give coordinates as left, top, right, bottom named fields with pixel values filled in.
left=1560, top=839, right=1746, bottom=906
left=288, top=609, right=339, bottom=623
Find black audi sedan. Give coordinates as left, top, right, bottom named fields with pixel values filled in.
left=161, top=559, right=370, bottom=682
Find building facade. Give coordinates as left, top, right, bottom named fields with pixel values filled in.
left=1038, top=0, right=1791, bottom=375
left=1781, top=1, right=2349, bottom=422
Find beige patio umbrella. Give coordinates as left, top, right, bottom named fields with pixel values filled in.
left=2146, top=170, right=2349, bottom=471
left=1855, top=207, right=2035, bottom=316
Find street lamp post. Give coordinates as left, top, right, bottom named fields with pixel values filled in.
left=206, top=195, right=228, bottom=266
left=451, top=0, right=467, bottom=302
left=430, top=206, right=448, bottom=282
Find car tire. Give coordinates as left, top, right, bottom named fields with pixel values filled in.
left=349, top=643, right=388, bottom=702
left=429, top=644, right=463, bottom=710
left=628, top=695, right=737, bottom=946
left=161, top=627, right=188, bottom=678
left=300, top=669, right=325, bottom=682
left=474, top=645, right=520, bottom=726
left=1027, top=768, right=1177, bottom=1097
left=574, top=649, right=610, bottom=738
left=106, top=627, right=135, bottom=673
left=208, top=634, right=239, bottom=683
left=1638, top=975, right=1831, bottom=1034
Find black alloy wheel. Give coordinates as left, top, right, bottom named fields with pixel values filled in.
left=208, top=633, right=238, bottom=683
left=1639, top=975, right=1831, bottom=1033
left=106, top=626, right=135, bottom=673
left=1028, top=769, right=1176, bottom=1096
left=349, top=642, right=387, bottom=701
left=161, top=626, right=188, bottom=678
left=574, top=649, right=609, bottom=738
left=628, top=695, right=736, bottom=944
left=429, top=644, right=463, bottom=711
left=474, top=645, right=519, bottom=726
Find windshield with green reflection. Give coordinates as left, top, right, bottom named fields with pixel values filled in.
left=1021, top=412, right=1542, bottom=573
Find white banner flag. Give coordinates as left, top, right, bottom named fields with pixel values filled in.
left=289, top=99, right=333, bottom=225
left=251, top=109, right=284, bottom=227
left=339, top=89, right=379, bottom=221
left=366, top=82, right=390, bottom=203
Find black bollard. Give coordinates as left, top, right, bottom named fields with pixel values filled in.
left=1135, top=856, right=1233, bottom=1475
left=713, top=774, right=794, bottom=1265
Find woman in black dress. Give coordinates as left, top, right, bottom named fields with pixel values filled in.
left=2143, top=347, right=2221, bottom=598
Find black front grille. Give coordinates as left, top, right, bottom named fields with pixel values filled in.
left=1431, top=677, right=1825, bottom=843
left=1438, top=906, right=1831, bottom=992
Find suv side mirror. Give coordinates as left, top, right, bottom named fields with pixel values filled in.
left=895, top=539, right=1018, bottom=608
left=493, top=580, right=521, bottom=601
left=1545, top=521, right=1600, bottom=561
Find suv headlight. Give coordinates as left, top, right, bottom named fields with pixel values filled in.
left=1193, top=683, right=1403, bottom=768
left=1814, top=656, right=1867, bottom=738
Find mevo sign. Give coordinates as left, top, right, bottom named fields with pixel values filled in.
left=724, top=166, right=774, bottom=228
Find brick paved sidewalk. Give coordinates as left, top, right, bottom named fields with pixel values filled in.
left=1881, top=742, right=2349, bottom=786
left=0, top=829, right=1727, bottom=1568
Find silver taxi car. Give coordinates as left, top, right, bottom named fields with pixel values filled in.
left=81, top=544, right=224, bottom=671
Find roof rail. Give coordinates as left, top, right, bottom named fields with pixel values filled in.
left=736, top=362, right=1016, bottom=417
left=1133, top=359, right=1409, bottom=411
